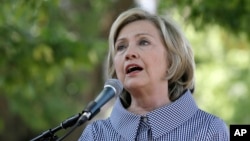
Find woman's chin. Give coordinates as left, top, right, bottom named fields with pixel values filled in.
left=124, top=78, right=146, bottom=90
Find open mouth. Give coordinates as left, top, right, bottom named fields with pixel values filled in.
left=126, top=65, right=143, bottom=74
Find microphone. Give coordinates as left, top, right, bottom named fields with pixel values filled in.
left=76, top=79, right=123, bottom=126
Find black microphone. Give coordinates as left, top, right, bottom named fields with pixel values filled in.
left=76, top=79, right=123, bottom=126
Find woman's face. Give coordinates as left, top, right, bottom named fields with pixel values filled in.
left=113, top=20, right=168, bottom=92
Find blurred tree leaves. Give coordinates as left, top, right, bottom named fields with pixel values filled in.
left=159, top=0, right=250, bottom=38
left=0, top=0, right=134, bottom=140
left=157, top=0, right=250, bottom=125
left=0, top=0, right=249, bottom=140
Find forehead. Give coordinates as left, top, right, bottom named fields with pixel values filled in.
left=116, top=20, right=160, bottom=40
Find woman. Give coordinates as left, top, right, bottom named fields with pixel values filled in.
left=78, top=8, right=229, bottom=141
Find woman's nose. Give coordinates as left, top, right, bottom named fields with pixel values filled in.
left=125, top=46, right=139, bottom=60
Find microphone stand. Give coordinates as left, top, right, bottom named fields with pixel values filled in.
left=56, top=101, right=100, bottom=141
left=30, top=101, right=101, bottom=141
left=31, top=79, right=121, bottom=141
left=30, top=114, right=81, bottom=141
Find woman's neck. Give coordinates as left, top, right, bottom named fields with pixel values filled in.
left=127, top=86, right=171, bottom=115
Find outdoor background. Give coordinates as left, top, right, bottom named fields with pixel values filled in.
left=0, top=0, right=249, bottom=140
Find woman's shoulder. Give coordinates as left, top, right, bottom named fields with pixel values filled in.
left=85, top=117, right=113, bottom=132
left=79, top=118, right=119, bottom=141
left=88, top=117, right=112, bottom=127
left=186, top=109, right=229, bottom=140
left=195, top=109, right=227, bottom=124
left=194, top=110, right=229, bottom=134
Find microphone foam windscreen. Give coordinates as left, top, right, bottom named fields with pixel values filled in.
left=105, top=79, right=123, bottom=96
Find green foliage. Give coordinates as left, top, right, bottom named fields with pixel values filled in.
left=0, top=0, right=112, bottom=139
left=159, top=0, right=250, bottom=38
left=158, top=0, right=250, bottom=126
left=189, top=0, right=250, bottom=35
left=186, top=25, right=250, bottom=124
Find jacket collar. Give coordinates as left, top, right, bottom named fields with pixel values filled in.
left=110, top=90, right=198, bottom=140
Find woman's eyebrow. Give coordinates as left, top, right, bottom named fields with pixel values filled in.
left=135, top=32, right=154, bottom=38
left=116, top=32, right=154, bottom=41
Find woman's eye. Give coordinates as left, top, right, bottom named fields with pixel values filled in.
left=116, top=44, right=126, bottom=51
left=139, top=40, right=149, bottom=46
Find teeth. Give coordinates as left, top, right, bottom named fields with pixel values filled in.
left=128, top=66, right=136, bottom=69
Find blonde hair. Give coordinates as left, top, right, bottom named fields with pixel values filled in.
left=107, top=8, right=195, bottom=106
